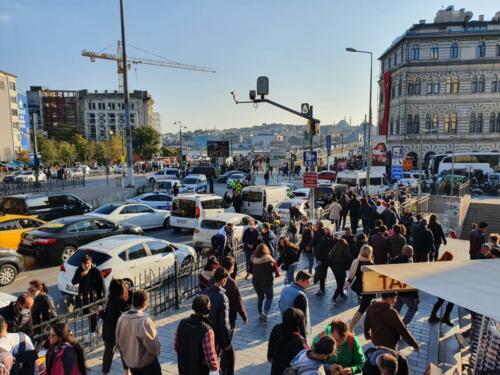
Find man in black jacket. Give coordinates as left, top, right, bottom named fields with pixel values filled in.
left=200, top=267, right=233, bottom=375
left=220, top=256, right=248, bottom=333
left=412, top=219, right=435, bottom=262
left=387, top=225, right=407, bottom=259
left=363, top=346, right=409, bottom=375
left=348, top=194, right=361, bottom=234
left=389, top=245, right=419, bottom=325
left=71, top=254, right=105, bottom=334
left=310, top=223, right=335, bottom=296
left=0, top=293, right=34, bottom=336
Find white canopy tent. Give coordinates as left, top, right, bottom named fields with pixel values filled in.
left=365, top=259, right=500, bottom=321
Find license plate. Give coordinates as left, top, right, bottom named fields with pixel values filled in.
left=178, top=219, right=187, bottom=224
left=21, top=239, right=32, bottom=246
left=66, top=284, right=78, bottom=292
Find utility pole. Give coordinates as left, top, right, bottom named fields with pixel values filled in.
left=32, top=113, right=40, bottom=183
left=119, top=0, right=134, bottom=187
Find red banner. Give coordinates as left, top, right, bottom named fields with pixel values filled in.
left=380, top=71, right=392, bottom=136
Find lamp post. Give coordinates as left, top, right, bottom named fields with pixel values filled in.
left=346, top=47, right=373, bottom=195
left=174, top=121, right=187, bottom=167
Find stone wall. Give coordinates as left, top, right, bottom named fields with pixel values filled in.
left=429, top=194, right=471, bottom=234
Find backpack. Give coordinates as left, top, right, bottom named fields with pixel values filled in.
left=11, top=334, right=38, bottom=375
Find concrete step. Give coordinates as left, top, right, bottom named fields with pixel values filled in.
left=460, top=201, right=500, bottom=239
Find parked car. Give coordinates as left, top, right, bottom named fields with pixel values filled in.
left=0, top=292, right=17, bottom=308
left=0, top=215, right=46, bottom=250
left=126, top=192, right=173, bottom=211
left=156, top=179, right=182, bottom=195
left=75, top=164, right=92, bottom=175
left=217, top=171, right=246, bottom=183
left=227, top=173, right=246, bottom=189
left=88, top=203, right=171, bottom=230
left=278, top=182, right=298, bottom=191
left=274, top=199, right=309, bottom=225
left=0, top=248, right=25, bottom=286
left=393, top=178, right=418, bottom=189
left=65, top=168, right=84, bottom=179
left=0, top=193, right=93, bottom=221
left=180, top=174, right=208, bottom=193
left=18, top=216, right=143, bottom=264
left=57, top=235, right=196, bottom=295
left=292, top=188, right=310, bottom=199
left=148, top=168, right=180, bottom=184
left=14, top=171, right=47, bottom=183
left=2, top=171, right=23, bottom=184
left=170, top=194, right=225, bottom=232
left=317, top=170, right=337, bottom=182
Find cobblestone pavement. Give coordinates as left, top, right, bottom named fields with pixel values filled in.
left=87, top=252, right=455, bottom=375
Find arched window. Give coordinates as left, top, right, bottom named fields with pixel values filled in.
left=394, top=52, right=398, bottom=65
left=445, top=113, right=451, bottom=133
left=471, top=76, right=478, bottom=93
left=469, top=113, right=476, bottom=133
left=477, top=41, right=486, bottom=57
left=407, top=115, right=413, bottom=134
left=452, top=76, right=459, bottom=94
left=497, top=42, right=500, bottom=57
left=478, top=75, right=485, bottom=92
left=490, top=113, right=497, bottom=133
left=497, top=112, right=500, bottom=133
left=433, top=77, right=440, bottom=94
left=492, top=74, right=498, bottom=93
left=413, top=114, right=420, bottom=134
left=432, top=114, right=439, bottom=130
left=425, top=113, right=432, bottom=129
left=450, top=42, right=459, bottom=58
left=430, top=43, right=439, bottom=60
left=450, top=113, right=457, bottom=133
left=396, top=116, right=400, bottom=135
left=391, top=83, right=396, bottom=99
left=446, top=77, right=452, bottom=93
left=415, top=78, right=421, bottom=95
left=398, top=79, right=402, bottom=96
left=390, top=118, right=394, bottom=135
left=427, top=78, right=433, bottom=94
left=407, top=78, right=414, bottom=95
left=477, top=113, right=483, bottom=133
left=411, top=44, right=420, bottom=60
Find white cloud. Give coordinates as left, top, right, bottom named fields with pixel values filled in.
left=0, top=13, right=11, bottom=24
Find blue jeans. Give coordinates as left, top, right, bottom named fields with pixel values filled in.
left=433, top=243, right=441, bottom=261
left=303, top=252, right=314, bottom=273
left=254, top=286, right=273, bottom=315
left=244, top=248, right=252, bottom=272
left=285, top=263, right=298, bottom=285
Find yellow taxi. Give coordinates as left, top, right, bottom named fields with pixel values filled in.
left=0, top=215, right=46, bottom=250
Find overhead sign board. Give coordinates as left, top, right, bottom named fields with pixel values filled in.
left=303, top=151, right=317, bottom=168
left=303, top=172, right=318, bottom=188
left=362, top=268, right=417, bottom=294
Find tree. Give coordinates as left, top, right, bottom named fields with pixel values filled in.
left=133, top=126, right=161, bottom=160
left=16, top=150, right=30, bottom=165
left=106, top=135, right=124, bottom=163
left=161, top=146, right=178, bottom=157
left=58, top=142, right=76, bottom=165
left=37, top=136, right=58, bottom=165
left=73, top=134, right=95, bottom=164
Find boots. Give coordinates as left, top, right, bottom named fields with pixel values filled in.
left=441, top=315, right=453, bottom=327
left=350, top=312, right=362, bottom=330
left=428, top=313, right=440, bottom=324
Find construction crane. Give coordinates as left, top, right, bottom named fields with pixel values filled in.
left=82, top=41, right=215, bottom=92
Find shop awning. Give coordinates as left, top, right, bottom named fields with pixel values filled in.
left=365, top=259, right=500, bottom=321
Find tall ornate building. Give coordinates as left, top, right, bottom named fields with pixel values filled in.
left=378, top=6, right=500, bottom=167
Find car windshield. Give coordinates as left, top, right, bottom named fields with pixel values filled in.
left=93, top=204, right=119, bottom=215
left=277, top=202, right=291, bottom=209
left=201, top=199, right=225, bottom=210
left=21, top=171, right=32, bottom=175
left=68, top=249, right=112, bottom=267
left=183, top=177, right=198, bottom=185
left=242, top=191, right=262, bottom=202
left=294, top=191, right=308, bottom=197
left=232, top=175, right=244, bottom=179
left=200, top=220, right=226, bottom=230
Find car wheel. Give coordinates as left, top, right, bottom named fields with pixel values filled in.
left=163, top=217, right=171, bottom=229
left=179, top=256, right=194, bottom=276
left=59, top=246, right=77, bottom=264
left=0, top=264, right=17, bottom=286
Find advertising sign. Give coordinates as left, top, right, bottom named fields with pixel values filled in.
left=362, top=269, right=416, bottom=294
left=270, top=149, right=287, bottom=167
left=303, top=151, right=317, bottom=168
left=194, top=136, right=208, bottom=149
left=391, top=145, right=404, bottom=180
left=371, top=135, right=388, bottom=167
left=303, top=172, right=318, bottom=188
left=207, top=141, right=229, bottom=158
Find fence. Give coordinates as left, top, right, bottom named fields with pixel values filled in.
left=0, top=178, right=86, bottom=197
left=469, top=313, right=500, bottom=374
left=29, top=238, right=257, bottom=352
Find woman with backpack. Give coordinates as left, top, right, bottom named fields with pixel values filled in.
left=251, top=244, right=280, bottom=322
left=46, top=323, right=86, bottom=375
left=101, top=279, right=130, bottom=375
left=311, top=319, right=366, bottom=374
left=277, top=237, right=300, bottom=285
left=28, top=280, right=58, bottom=347
left=328, top=239, right=353, bottom=304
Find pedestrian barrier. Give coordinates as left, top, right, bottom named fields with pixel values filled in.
left=0, top=178, right=86, bottom=197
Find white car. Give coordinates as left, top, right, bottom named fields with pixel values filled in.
left=88, top=203, right=171, bottom=229
left=180, top=174, right=208, bottom=193
left=156, top=179, right=182, bottom=195
left=75, top=165, right=92, bottom=175
left=170, top=194, right=226, bottom=231
left=275, top=199, right=309, bottom=224
left=192, top=213, right=261, bottom=251
left=126, top=192, right=173, bottom=211
left=227, top=173, right=246, bottom=188
left=66, top=168, right=84, bottom=178
left=57, top=235, right=196, bottom=296
left=293, top=188, right=310, bottom=199
left=393, top=178, right=418, bottom=189
left=0, top=292, right=16, bottom=308
left=148, top=168, right=180, bottom=184
left=14, top=171, right=47, bottom=183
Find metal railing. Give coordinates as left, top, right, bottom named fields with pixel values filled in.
left=0, top=178, right=86, bottom=197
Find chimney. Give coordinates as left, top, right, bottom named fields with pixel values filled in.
left=419, top=19, right=426, bottom=24
left=479, top=15, right=484, bottom=21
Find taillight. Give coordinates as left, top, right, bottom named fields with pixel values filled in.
left=59, top=264, right=65, bottom=272
left=33, top=238, right=58, bottom=245
left=100, top=268, right=112, bottom=278
left=195, top=207, right=200, bottom=218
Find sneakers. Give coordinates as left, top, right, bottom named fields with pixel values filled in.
left=441, top=316, right=453, bottom=327
left=428, top=314, right=440, bottom=324
left=259, top=313, right=268, bottom=322
left=316, top=290, right=324, bottom=297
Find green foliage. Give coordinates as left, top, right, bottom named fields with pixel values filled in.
left=133, top=126, right=161, bottom=160
left=161, top=146, right=179, bottom=157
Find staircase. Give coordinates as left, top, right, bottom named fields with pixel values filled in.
left=460, top=202, right=500, bottom=239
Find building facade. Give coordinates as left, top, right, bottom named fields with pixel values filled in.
left=152, top=112, right=161, bottom=133
left=0, top=71, right=21, bottom=160
left=378, top=6, right=500, bottom=167
left=17, top=95, right=31, bottom=151
left=78, top=90, right=154, bottom=141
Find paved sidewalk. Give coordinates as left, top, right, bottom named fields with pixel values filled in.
left=87, top=255, right=448, bottom=375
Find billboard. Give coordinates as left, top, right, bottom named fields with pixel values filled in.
left=207, top=141, right=230, bottom=158
left=371, top=135, right=388, bottom=167
left=194, top=135, right=208, bottom=149
left=18, top=95, right=31, bottom=151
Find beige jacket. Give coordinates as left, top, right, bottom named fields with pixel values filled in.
left=116, top=309, right=161, bottom=369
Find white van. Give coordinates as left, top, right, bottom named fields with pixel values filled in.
left=335, top=170, right=388, bottom=194
left=241, top=185, right=289, bottom=218
left=170, top=194, right=225, bottom=232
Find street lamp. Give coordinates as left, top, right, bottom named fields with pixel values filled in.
left=173, top=121, right=187, bottom=167
left=346, top=47, right=373, bottom=195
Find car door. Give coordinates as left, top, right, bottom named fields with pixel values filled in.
left=92, top=218, right=119, bottom=238
left=144, top=240, right=175, bottom=279
left=132, top=205, right=159, bottom=229
left=71, top=220, right=101, bottom=247
left=124, top=243, right=154, bottom=284
left=0, top=220, right=23, bottom=249
left=116, top=205, right=138, bottom=226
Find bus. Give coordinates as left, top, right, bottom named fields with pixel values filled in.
left=428, top=152, right=500, bottom=176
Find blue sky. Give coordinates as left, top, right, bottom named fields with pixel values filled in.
left=1, top=0, right=499, bottom=133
